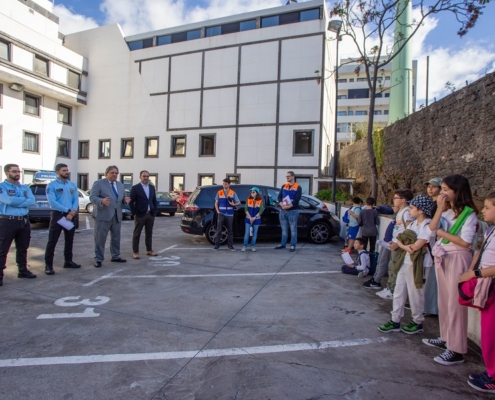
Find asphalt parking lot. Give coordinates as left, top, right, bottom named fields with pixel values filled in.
left=0, top=214, right=490, bottom=400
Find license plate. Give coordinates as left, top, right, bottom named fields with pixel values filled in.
left=37, top=201, right=49, bottom=208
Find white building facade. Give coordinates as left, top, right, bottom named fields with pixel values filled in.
left=0, top=0, right=87, bottom=184
left=1, top=0, right=336, bottom=195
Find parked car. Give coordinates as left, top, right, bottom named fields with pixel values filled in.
left=170, top=190, right=192, bottom=212
left=156, top=192, right=178, bottom=216
left=78, top=189, right=93, bottom=213
left=122, top=190, right=132, bottom=219
left=27, top=183, right=51, bottom=223
left=303, top=194, right=329, bottom=211
left=180, top=185, right=341, bottom=245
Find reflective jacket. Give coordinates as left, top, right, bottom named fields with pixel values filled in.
left=245, top=198, right=263, bottom=225
left=279, top=182, right=301, bottom=208
left=217, top=189, right=236, bottom=216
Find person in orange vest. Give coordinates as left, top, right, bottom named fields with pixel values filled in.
left=275, top=171, right=302, bottom=252
left=213, top=178, right=241, bottom=251
left=242, top=187, right=264, bottom=252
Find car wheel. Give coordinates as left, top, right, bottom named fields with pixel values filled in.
left=205, top=223, right=227, bottom=245
left=86, top=203, right=94, bottom=214
left=308, top=221, right=331, bottom=244
left=169, top=212, right=175, bottom=217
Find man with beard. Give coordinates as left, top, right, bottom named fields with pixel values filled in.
left=0, top=164, right=36, bottom=286
left=44, top=163, right=81, bottom=275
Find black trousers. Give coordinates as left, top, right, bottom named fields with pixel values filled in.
left=44, top=211, right=79, bottom=267
left=361, top=235, right=377, bottom=253
left=0, top=217, right=31, bottom=271
left=214, top=213, right=234, bottom=246
left=132, top=212, right=155, bottom=253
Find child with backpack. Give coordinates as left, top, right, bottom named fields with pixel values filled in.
left=378, top=195, right=435, bottom=334
left=341, top=238, right=370, bottom=277
left=358, top=197, right=379, bottom=253
left=343, top=197, right=362, bottom=254
left=422, top=175, right=479, bottom=366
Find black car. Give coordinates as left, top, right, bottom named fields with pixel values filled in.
left=27, top=183, right=51, bottom=223
left=156, top=192, right=178, bottom=216
left=180, top=184, right=341, bottom=245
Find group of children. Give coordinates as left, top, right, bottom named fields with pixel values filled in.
left=341, top=175, right=495, bottom=394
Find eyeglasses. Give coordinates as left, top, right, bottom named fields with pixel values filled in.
left=9, top=170, right=21, bottom=173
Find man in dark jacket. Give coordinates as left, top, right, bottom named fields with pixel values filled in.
left=129, top=170, right=159, bottom=259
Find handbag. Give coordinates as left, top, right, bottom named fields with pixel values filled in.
left=458, top=226, right=495, bottom=310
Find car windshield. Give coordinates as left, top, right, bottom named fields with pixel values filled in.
left=30, top=185, right=47, bottom=195
left=266, top=188, right=280, bottom=206
left=157, top=192, right=172, bottom=200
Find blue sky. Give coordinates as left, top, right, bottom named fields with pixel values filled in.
left=50, top=0, right=495, bottom=104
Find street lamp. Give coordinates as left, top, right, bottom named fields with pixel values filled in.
left=328, top=20, right=342, bottom=204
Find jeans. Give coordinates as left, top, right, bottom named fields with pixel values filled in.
left=341, top=265, right=359, bottom=275
left=243, top=223, right=260, bottom=247
left=279, top=209, right=298, bottom=246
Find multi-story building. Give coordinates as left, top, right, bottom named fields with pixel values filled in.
left=1, top=0, right=337, bottom=195
left=336, top=58, right=417, bottom=147
left=0, top=0, right=87, bottom=184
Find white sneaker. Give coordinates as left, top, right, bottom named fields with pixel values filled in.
left=358, top=270, right=368, bottom=278
left=376, top=288, right=393, bottom=300
left=241, top=246, right=246, bottom=252
left=252, top=247, right=256, bottom=252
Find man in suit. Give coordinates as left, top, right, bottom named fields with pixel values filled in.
left=89, top=165, right=130, bottom=267
left=129, top=170, right=158, bottom=259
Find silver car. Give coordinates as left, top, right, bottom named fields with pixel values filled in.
left=78, top=189, right=93, bottom=213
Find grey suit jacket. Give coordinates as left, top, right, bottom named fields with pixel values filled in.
left=89, top=179, right=126, bottom=222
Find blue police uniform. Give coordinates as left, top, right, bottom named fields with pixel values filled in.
left=0, top=179, right=36, bottom=283
left=44, top=179, right=80, bottom=273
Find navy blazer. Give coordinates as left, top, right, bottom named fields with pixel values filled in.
left=129, top=183, right=158, bottom=217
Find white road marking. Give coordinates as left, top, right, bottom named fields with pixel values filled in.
left=0, top=337, right=389, bottom=367
left=157, top=245, right=178, bottom=253
left=37, top=307, right=100, bottom=320
left=105, top=271, right=340, bottom=279
left=83, top=269, right=123, bottom=287
left=85, top=216, right=90, bottom=230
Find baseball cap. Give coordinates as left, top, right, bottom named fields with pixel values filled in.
left=424, top=177, right=442, bottom=187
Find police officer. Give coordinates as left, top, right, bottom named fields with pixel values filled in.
left=44, top=163, right=81, bottom=275
left=0, top=164, right=37, bottom=286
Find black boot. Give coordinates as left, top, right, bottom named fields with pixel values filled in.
left=18, top=265, right=37, bottom=279
left=45, top=265, right=55, bottom=275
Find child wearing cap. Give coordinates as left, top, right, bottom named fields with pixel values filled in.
left=242, top=187, right=264, bottom=252
left=378, top=194, right=436, bottom=334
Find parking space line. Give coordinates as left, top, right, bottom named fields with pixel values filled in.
left=0, top=337, right=389, bottom=367
left=158, top=245, right=178, bottom=253
left=85, top=216, right=90, bottom=230
left=83, top=269, right=124, bottom=287
left=105, top=271, right=340, bottom=279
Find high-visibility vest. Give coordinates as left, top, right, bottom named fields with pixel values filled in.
left=245, top=198, right=263, bottom=225
left=217, top=189, right=236, bottom=216
left=281, top=182, right=300, bottom=204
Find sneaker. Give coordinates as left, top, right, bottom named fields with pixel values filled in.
left=342, top=246, right=349, bottom=253
left=363, top=278, right=382, bottom=289
left=401, top=321, right=424, bottom=335
left=44, top=266, right=55, bottom=276
left=274, top=245, right=286, bottom=250
left=469, top=371, right=489, bottom=380
left=378, top=320, right=400, bottom=333
left=434, top=349, right=464, bottom=366
left=252, top=247, right=256, bottom=252
left=228, top=245, right=236, bottom=252
left=241, top=246, right=246, bottom=252
left=468, top=373, right=495, bottom=393
left=289, top=246, right=295, bottom=252
left=376, top=288, right=393, bottom=300
left=358, top=270, right=368, bottom=278
left=422, top=337, right=447, bottom=350
left=212, top=245, right=220, bottom=251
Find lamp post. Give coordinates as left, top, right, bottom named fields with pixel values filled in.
left=328, top=20, right=342, bottom=204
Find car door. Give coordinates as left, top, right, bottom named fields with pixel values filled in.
left=262, top=187, right=282, bottom=237
left=232, top=185, right=251, bottom=237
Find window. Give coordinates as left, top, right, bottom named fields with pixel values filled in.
left=355, top=110, right=368, bottom=116
left=170, top=174, right=185, bottom=191
left=337, top=123, right=350, bottom=133
left=293, top=130, right=313, bottom=155
left=128, top=38, right=153, bottom=50
left=375, top=93, right=383, bottom=98
left=187, top=30, right=201, bottom=40
left=68, top=71, right=80, bottom=89
left=34, top=55, right=49, bottom=76
left=78, top=141, right=89, bottom=159
left=171, top=136, right=186, bottom=156
left=357, top=78, right=367, bottom=82
left=300, top=8, right=320, bottom=21
left=226, top=174, right=240, bottom=185
left=149, top=174, right=158, bottom=188
left=337, top=95, right=347, bottom=100
left=121, top=138, right=134, bottom=158
left=145, top=137, right=158, bottom=157
left=279, top=12, right=299, bottom=25
left=374, top=110, right=382, bottom=115
left=77, top=174, right=88, bottom=190
left=337, top=111, right=347, bottom=116
left=240, top=20, right=256, bottom=31
left=337, top=79, right=347, bottom=83
left=23, top=132, right=39, bottom=153
left=0, top=40, right=9, bottom=61
left=385, top=76, right=390, bottom=81
left=349, top=78, right=354, bottom=82
left=157, top=35, right=171, bottom=46
left=170, top=30, right=201, bottom=43
left=198, top=174, right=214, bottom=186
left=98, top=173, right=105, bottom=180
left=24, top=93, right=40, bottom=116
left=348, top=89, right=369, bottom=99
left=347, top=111, right=354, bottom=116
left=58, top=104, right=72, bottom=124
left=57, top=138, right=71, bottom=158
left=206, top=26, right=221, bottom=37
left=261, top=15, right=279, bottom=28
left=199, top=134, right=215, bottom=156
left=99, top=139, right=111, bottom=159
left=0, top=83, right=3, bottom=108
left=385, top=93, right=390, bottom=98
left=23, top=170, right=36, bottom=184
left=120, top=174, right=133, bottom=190
left=384, top=110, right=389, bottom=115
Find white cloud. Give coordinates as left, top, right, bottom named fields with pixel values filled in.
left=54, top=4, right=99, bottom=34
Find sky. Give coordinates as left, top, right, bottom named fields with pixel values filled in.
left=48, top=0, right=495, bottom=107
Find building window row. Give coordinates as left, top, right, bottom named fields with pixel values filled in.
left=22, top=93, right=73, bottom=125
left=127, top=8, right=320, bottom=51
left=337, top=76, right=390, bottom=83
left=21, top=131, right=72, bottom=157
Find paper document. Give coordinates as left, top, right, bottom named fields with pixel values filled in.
left=282, top=195, right=292, bottom=206
left=57, top=217, right=75, bottom=230
left=377, top=239, right=391, bottom=250
left=341, top=252, right=354, bottom=265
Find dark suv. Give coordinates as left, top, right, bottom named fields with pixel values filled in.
left=180, top=184, right=340, bottom=245
left=27, top=183, right=51, bottom=223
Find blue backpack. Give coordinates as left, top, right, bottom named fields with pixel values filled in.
left=343, top=206, right=360, bottom=225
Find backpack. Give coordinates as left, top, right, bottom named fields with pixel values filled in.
left=376, top=205, right=394, bottom=215
left=472, top=220, right=489, bottom=250
left=360, top=250, right=379, bottom=275
left=343, top=206, right=360, bottom=225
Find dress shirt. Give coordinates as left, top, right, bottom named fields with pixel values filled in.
left=0, top=180, right=36, bottom=216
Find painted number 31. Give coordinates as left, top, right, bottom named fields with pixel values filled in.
left=37, top=296, right=110, bottom=319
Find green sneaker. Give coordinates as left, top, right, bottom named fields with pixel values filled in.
left=401, top=321, right=424, bottom=335
left=378, top=320, right=400, bottom=333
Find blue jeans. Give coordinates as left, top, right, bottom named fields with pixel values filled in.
left=243, top=223, right=260, bottom=247
left=279, top=209, right=298, bottom=246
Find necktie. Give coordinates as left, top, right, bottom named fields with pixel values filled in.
left=111, top=182, right=118, bottom=198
